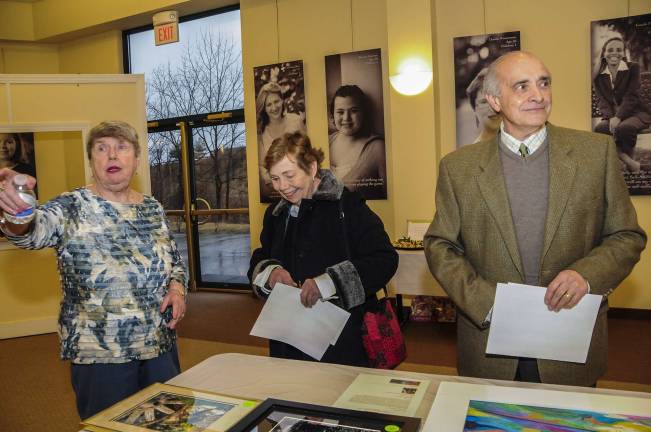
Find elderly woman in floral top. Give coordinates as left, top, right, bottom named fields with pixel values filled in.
left=0, top=121, right=187, bottom=419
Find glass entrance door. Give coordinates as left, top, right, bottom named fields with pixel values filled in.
left=190, top=122, right=249, bottom=286
left=147, top=118, right=250, bottom=290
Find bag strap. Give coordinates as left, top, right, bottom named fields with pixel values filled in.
left=339, top=198, right=388, bottom=298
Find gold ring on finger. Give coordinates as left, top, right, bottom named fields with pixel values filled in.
left=564, top=293, right=572, bottom=299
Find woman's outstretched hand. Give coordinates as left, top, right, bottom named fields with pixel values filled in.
left=0, top=168, right=37, bottom=216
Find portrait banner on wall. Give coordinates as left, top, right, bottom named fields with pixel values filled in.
left=325, top=48, right=387, bottom=200
left=0, top=132, right=37, bottom=239
left=253, top=60, right=306, bottom=203
left=453, top=31, right=520, bottom=148
left=591, top=13, right=651, bottom=195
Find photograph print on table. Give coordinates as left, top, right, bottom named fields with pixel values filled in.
left=465, top=399, right=651, bottom=431
left=83, top=383, right=257, bottom=432
left=270, top=416, right=380, bottom=432
left=228, top=399, right=420, bottom=432
left=113, top=392, right=234, bottom=430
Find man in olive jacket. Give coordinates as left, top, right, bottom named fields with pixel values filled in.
left=424, top=51, right=646, bottom=386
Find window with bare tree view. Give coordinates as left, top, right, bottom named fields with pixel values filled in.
left=124, top=7, right=250, bottom=286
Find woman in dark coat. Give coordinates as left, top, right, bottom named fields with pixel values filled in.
left=593, top=37, right=651, bottom=173
left=248, top=131, right=398, bottom=367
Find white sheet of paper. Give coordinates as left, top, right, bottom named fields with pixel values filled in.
left=486, top=283, right=602, bottom=363
left=250, top=283, right=350, bottom=360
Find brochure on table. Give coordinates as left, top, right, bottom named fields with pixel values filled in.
left=334, top=373, right=430, bottom=416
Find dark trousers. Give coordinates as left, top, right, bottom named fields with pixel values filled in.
left=595, top=116, right=648, bottom=156
left=514, top=357, right=541, bottom=383
left=70, top=344, right=180, bottom=419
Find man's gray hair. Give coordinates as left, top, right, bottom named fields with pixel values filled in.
left=483, top=51, right=543, bottom=99
left=483, top=53, right=515, bottom=98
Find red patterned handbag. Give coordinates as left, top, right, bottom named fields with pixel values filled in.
left=338, top=200, right=406, bottom=369
left=362, top=296, right=407, bottom=369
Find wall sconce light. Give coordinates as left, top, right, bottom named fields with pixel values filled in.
left=389, top=57, right=433, bottom=96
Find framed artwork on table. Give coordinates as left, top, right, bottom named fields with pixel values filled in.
left=82, top=383, right=258, bottom=432
left=423, top=382, right=651, bottom=431
left=228, top=398, right=421, bottom=432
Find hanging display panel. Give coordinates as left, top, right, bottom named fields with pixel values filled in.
left=253, top=60, right=307, bottom=203
left=591, top=13, right=651, bottom=195
left=325, top=48, right=387, bottom=200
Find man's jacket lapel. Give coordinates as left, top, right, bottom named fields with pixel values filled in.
left=542, top=125, right=577, bottom=261
left=476, top=138, right=525, bottom=280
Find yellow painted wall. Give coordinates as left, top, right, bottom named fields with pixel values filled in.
left=0, top=44, right=59, bottom=74
left=386, top=0, right=437, bottom=236
left=59, top=30, right=123, bottom=74
left=0, top=87, right=7, bottom=122
left=0, top=1, right=34, bottom=41
left=31, top=0, right=189, bottom=40
left=63, top=131, right=87, bottom=190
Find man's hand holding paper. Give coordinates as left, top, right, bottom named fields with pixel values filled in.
left=486, top=283, right=601, bottom=363
left=544, top=269, right=590, bottom=312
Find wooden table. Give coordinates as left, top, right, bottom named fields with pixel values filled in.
left=165, top=353, right=651, bottom=424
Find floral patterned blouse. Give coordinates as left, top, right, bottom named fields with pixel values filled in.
left=6, top=188, right=186, bottom=364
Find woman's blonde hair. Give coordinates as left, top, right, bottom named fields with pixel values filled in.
left=256, top=82, right=284, bottom=135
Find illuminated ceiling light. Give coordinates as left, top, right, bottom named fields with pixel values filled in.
left=389, top=57, right=433, bottom=96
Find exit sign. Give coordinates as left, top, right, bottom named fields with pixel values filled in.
left=155, top=22, right=179, bottom=46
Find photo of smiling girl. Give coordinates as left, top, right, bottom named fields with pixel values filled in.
left=328, top=85, right=386, bottom=199
left=325, top=49, right=387, bottom=199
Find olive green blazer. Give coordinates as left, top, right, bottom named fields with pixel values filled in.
left=424, top=124, right=646, bottom=386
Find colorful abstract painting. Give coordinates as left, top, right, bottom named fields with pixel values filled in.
left=464, top=400, right=651, bottom=431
